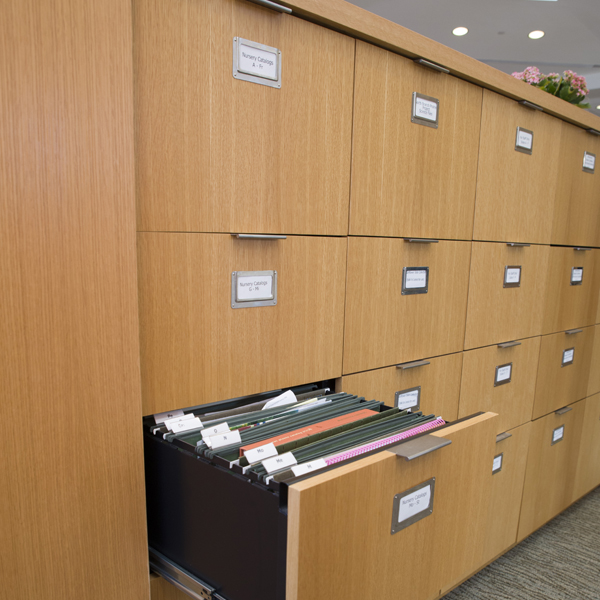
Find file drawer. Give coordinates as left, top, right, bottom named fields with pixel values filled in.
left=464, top=242, right=549, bottom=349
left=134, top=0, right=355, bottom=236
left=532, top=326, right=594, bottom=420
left=552, top=122, right=600, bottom=247
left=343, top=238, right=472, bottom=374
left=473, top=91, right=561, bottom=245
left=349, top=41, right=482, bottom=240
left=518, top=398, right=585, bottom=541
left=339, top=352, right=463, bottom=421
left=542, top=247, right=600, bottom=335
left=138, top=233, right=346, bottom=414
left=573, top=393, right=600, bottom=501
left=459, top=337, right=540, bottom=434
left=588, top=325, right=600, bottom=396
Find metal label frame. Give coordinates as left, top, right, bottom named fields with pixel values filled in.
left=494, top=362, right=513, bottom=387
left=561, top=347, right=575, bottom=367
left=503, top=265, right=522, bottom=288
left=515, top=126, right=534, bottom=155
left=233, top=37, right=281, bottom=89
left=391, top=477, right=435, bottom=535
left=571, top=266, right=584, bottom=286
left=551, top=425, right=565, bottom=446
left=583, top=151, right=596, bottom=174
left=402, top=266, right=429, bottom=295
left=492, top=452, right=504, bottom=475
left=395, top=386, right=421, bottom=412
left=231, top=270, right=277, bottom=309
left=411, top=92, right=439, bottom=129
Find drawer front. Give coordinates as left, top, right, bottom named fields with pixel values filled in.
left=459, top=337, right=540, bottom=434
left=343, top=238, right=472, bottom=374
left=138, top=233, right=346, bottom=415
left=341, top=352, right=463, bottom=421
left=474, top=91, right=561, bottom=245
left=464, top=242, right=549, bottom=349
left=134, top=0, right=355, bottom=236
left=542, top=247, right=600, bottom=335
left=552, top=122, right=600, bottom=247
left=573, top=393, right=600, bottom=501
left=588, top=324, right=600, bottom=397
left=349, top=41, right=482, bottom=240
left=532, top=326, right=594, bottom=420
left=150, top=575, right=188, bottom=600
left=518, top=399, right=585, bottom=541
left=287, top=413, right=497, bottom=600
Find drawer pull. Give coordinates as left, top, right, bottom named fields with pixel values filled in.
left=555, top=406, right=573, bottom=416
left=506, top=242, right=530, bottom=247
left=574, top=247, right=591, bottom=251
left=397, top=359, right=431, bottom=370
left=497, top=340, right=521, bottom=348
left=496, top=432, right=513, bottom=443
left=587, top=129, right=600, bottom=136
left=232, top=234, right=287, bottom=240
left=414, top=58, right=449, bottom=74
left=389, top=434, right=451, bottom=460
left=247, top=0, right=292, bottom=14
left=565, top=329, right=582, bottom=335
left=403, top=237, right=439, bottom=244
left=518, top=100, right=543, bottom=112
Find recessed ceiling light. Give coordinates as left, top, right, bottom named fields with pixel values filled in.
left=452, top=27, right=469, bottom=36
left=596, top=105, right=600, bottom=110
left=528, top=30, right=545, bottom=39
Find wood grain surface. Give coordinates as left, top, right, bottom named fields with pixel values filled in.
left=134, top=0, right=355, bottom=235
left=150, top=575, right=189, bottom=600
left=572, top=393, right=600, bottom=501
left=350, top=41, right=482, bottom=240
left=0, top=1, right=149, bottom=598
left=587, top=325, right=600, bottom=397
left=459, top=337, right=540, bottom=434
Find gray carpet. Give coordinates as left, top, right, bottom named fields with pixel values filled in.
left=443, top=486, right=600, bottom=600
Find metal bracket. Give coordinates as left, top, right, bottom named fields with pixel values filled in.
left=388, top=434, right=451, bottom=460
left=518, top=100, right=543, bottom=111
left=414, top=58, right=449, bottom=74
left=498, top=340, right=521, bottom=349
left=396, top=359, right=430, bottom=370
left=247, top=0, right=292, bottom=13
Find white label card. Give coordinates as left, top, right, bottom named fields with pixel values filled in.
left=164, top=413, right=195, bottom=431
left=209, top=429, right=242, bottom=450
left=496, top=364, right=512, bottom=384
left=563, top=348, right=575, bottom=365
left=398, top=484, right=432, bottom=524
left=171, top=417, right=203, bottom=434
left=244, top=443, right=278, bottom=464
left=505, top=267, right=521, bottom=285
left=405, top=269, right=428, bottom=289
left=291, top=459, right=328, bottom=477
left=492, top=454, right=503, bottom=473
left=571, top=268, right=583, bottom=284
left=237, top=275, right=273, bottom=302
left=201, top=422, right=230, bottom=440
left=516, top=129, right=533, bottom=150
left=262, top=452, right=297, bottom=474
left=154, top=409, right=184, bottom=425
left=262, top=389, right=297, bottom=410
left=583, top=152, right=596, bottom=172
left=396, top=389, right=420, bottom=411
left=553, top=426, right=565, bottom=443
left=238, top=43, right=278, bottom=80
left=414, top=97, right=438, bottom=122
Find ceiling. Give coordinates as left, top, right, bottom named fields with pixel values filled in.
left=346, top=0, right=600, bottom=117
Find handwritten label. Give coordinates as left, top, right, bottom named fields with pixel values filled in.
left=504, top=267, right=521, bottom=285
left=405, top=269, right=428, bottom=289
left=552, top=425, right=565, bottom=444
left=516, top=128, right=533, bottom=150
left=209, top=429, right=242, bottom=450
left=495, top=364, right=512, bottom=385
left=237, top=275, right=273, bottom=302
left=238, top=43, right=278, bottom=80
left=164, top=413, right=195, bottom=431
left=398, top=484, right=432, bottom=523
left=562, top=348, right=574, bottom=366
left=200, top=422, right=230, bottom=440
left=154, top=409, right=184, bottom=425
left=414, top=97, right=438, bottom=122
left=571, top=267, right=583, bottom=284
left=171, top=417, right=203, bottom=434
left=492, top=454, right=503, bottom=474
left=262, top=452, right=297, bottom=474
left=244, top=442, right=278, bottom=464
left=583, top=152, right=596, bottom=172
left=291, top=459, right=328, bottom=477
left=395, top=388, right=420, bottom=411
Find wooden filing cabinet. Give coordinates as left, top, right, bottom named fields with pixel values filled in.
left=137, top=233, right=347, bottom=414
left=552, top=122, right=600, bottom=247
left=464, top=242, right=549, bottom=349
left=473, top=91, right=561, bottom=245
left=349, top=41, right=482, bottom=240
left=588, top=324, right=600, bottom=397
left=542, top=246, right=600, bottom=335
left=134, top=0, right=355, bottom=236
left=339, top=352, right=464, bottom=421
left=532, top=326, right=594, bottom=420
left=518, top=398, right=585, bottom=542
left=459, top=337, right=540, bottom=434
left=572, top=393, right=600, bottom=501
left=343, top=238, right=472, bottom=374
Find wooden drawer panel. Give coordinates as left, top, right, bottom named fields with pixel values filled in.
left=138, top=233, right=347, bottom=414
left=134, top=0, right=355, bottom=235
left=349, top=41, right=482, bottom=240
left=552, top=122, right=600, bottom=247
left=150, top=575, right=188, bottom=600
left=533, top=326, right=594, bottom=420
left=464, top=242, right=549, bottom=349
left=287, top=413, right=497, bottom=600
left=343, top=238, right=472, bottom=374
left=474, top=91, right=561, bottom=245
left=518, top=399, right=585, bottom=541
left=573, top=393, right=600, bottom=501
left=340, top=352, right=463, bottom=421
left=542, top=247, right=600, bottom=335
left=459, top=337, right=540, bottom=434
left=588, top=324, right=600, bottom=397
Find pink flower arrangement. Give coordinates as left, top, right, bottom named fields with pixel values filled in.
left=511, top=67, right=590, bottom=108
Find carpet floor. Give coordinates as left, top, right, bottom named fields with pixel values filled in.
left=442, top=486, right=600, bottom=600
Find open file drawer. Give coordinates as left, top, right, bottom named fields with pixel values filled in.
left=144, top=393, right=497, bottom=600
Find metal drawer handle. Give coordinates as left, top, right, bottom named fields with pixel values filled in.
left=389, top=434, right=451, bottom=460
left=506, top=242, right=530, bottom=247
left=414, top=58, right=449, bottom=74
left=403, top=238, right=439, bottom=244
left=397, top=359, right=431, bottom=370
left=574, top=247, right=591, bottom=251
left=555, top=406, right=573, bottom=416
left=247, top=0, right=292, bottom=14
left=496, top=432, right=513, bottom=443
left=498, top=341, right=521, bottom=348
left=587, top=129, right=600, bottom=136
left=518, top=100, right=543, bottom=111
left=232, top=234, right=287, bottom=240
left=565, top=329, right=582, bottom=335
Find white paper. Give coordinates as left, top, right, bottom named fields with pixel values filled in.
left=291, top=459, right=328, bottom=477
left=164, top=413, right=195, bottom=431
left=238, top=43, right=278, bottom=80
left=396, top=389, right=420, bottom=411
left=200, top=422, right=230, bottom=440
left=209, top=429, right=242, bottom=450
left=244, top=443, right=278, bottom=464
left=237, top=275, right=273, bottom=302
left=505, top=267, right=521, bottom=285
left=571, top=268, right=583, bottom=283
left=262, top=452, right=297, bottom=474
left=553, top=426, right=564, bottom=443
left=262, top=390, right=297, bottom=410
left=516, top=129, right=533, bottom=150
left=404, top=269, right=428, bottom=290
left=493, top=455, right=503, bottom=472
left=563, top=348, right=575, bottom=364
left=154, top=409, right=184, bottom=425
left=496, top=364, right=512, bottom=383
left=583, top=152, right=596, bottom=171
left=414, top=97, right=438, bottom=122
left=398, top=484, right=431, bottom=523
left=170, top=417, right=203, bottom=434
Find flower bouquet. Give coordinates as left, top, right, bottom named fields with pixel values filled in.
left=511, top=66, right=591, bottom=109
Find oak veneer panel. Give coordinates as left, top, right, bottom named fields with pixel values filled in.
left=150, top=575, right=189, bottom=600
left=518, top=399, right=585, bottom=541
left=138, top=233, right=346, bottom=414
left=341, top=352, right=463, bottom=421
left=552, top=122, right=600, bottom=247
left=464, top=242, right=549, bottom=349
left=0, top=1, right=149, bottom=598
left=343, top=238, right=472, bottom=374
left=350, top=41, right=482, bottom=240
left=459, top=337, right=540, bottom=434
left=533, top=327, right=594, bottom=420
left=573, top=393, right=600, bottom=501
left=588, top=325, right=600, bottom=396
left=473, top=91, right=561, bottom=244
left=287, top=413, right=497, bottom=600
left=542, top=247, right=600, bottom=335
left=134, top=0, right=354, bottom=235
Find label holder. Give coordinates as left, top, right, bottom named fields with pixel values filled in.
left=583, top=151, right=596, bottom=174
left=232, top=37, right=281, bottom=89
left=402, top=266, right=429, bottom=295
left=503, top=265, right=522, bottom=288
left=391, top=478, right=435, bottom=534
left=562, top=347, right=575, bottom=367
left=492, top=453, right=504, bottom=474
left=515, top=126, right=534, bottom=155
left=395, top=386, right=421, bottom=412
left=551, top=425, right=565, bottom=446
left=494, top=362, right=513, bottom=387
left=411, top=92, right=440, bottom=129
left=570, top=267, right=584, bottom=286
left=231, top=270, right=277, bottom=309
